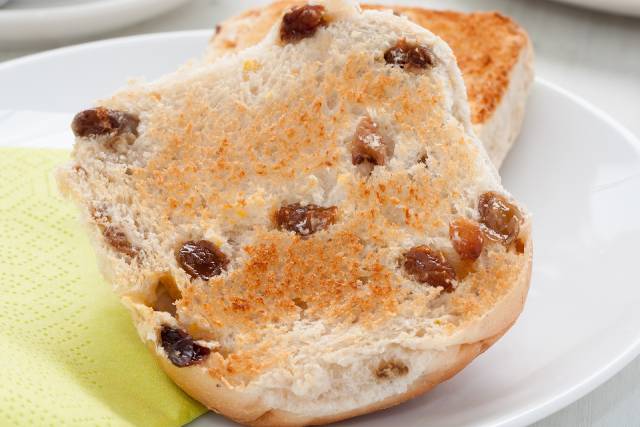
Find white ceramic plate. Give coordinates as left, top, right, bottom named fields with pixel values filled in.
left=549, top=0, right=640, bottom=16
left=0, top=0, right=190, bottom=45
left=2, top=31, right=640, bottom=427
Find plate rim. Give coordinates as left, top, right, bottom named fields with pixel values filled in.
left=0, top=30, right=211, bottom=70
left=497, top=79, right=640, bottom=427
left=2, top=30, right=640, bottom=427
left=548, top=0, right=640, bottom=17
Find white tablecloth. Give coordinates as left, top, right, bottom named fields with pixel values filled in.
left=1, top=0, right=639, bottom=425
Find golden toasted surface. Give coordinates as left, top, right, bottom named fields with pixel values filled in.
left=126, top=51, right=484, bottom=333
left=209, top=2, right=530, bottom=125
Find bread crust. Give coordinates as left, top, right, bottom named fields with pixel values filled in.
left=155, top=330, right=507, bottom=427
left=249, top=328, right=507, bottom=427
left=478, top=38, right=534, bottom=166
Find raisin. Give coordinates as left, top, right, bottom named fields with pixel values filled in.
left=384, top=39, right=436, bottom=70
left=280, top=4, right=326, bottom=42
left=160, top=326, right=210, bottom=367
left=275, top=203, right=337, bottom=236
left=71, top=107, right=139, bottom=140
left=376, top=360, right=409, bottom=379
left=352, top=117, right=394, bottom=168
left=449, top=218, right=484, bottom=260
left=404, top=246, right=456, bottom=291
left=103, top=226, right=137, bottom=258
left=292, top=297, right=308, bottom=310
left=177, top=240, right=229, bottom=280
left=478, top=192, right=522, bottom=245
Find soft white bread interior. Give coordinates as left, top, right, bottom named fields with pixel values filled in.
left=207, top=1, right=534, bottom=167
left=57, top=1, right=532, bottom=425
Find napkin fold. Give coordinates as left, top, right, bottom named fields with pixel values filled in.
left=0, top=148, right=206, bottom=426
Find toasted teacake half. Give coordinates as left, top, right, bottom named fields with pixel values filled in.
left=58, top=1, right=532, bottom=426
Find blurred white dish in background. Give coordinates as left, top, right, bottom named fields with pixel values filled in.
left=0, top=0, right=190, bottom=46
left=2, top=0, right=101, bottom=9
left=549, top=0, right=640, bottom=16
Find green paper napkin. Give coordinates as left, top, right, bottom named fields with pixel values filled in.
left=0, top=148, right=207, bottom=426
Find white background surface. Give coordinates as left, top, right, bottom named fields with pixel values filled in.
left=1, top=1, right=639, bottom=425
